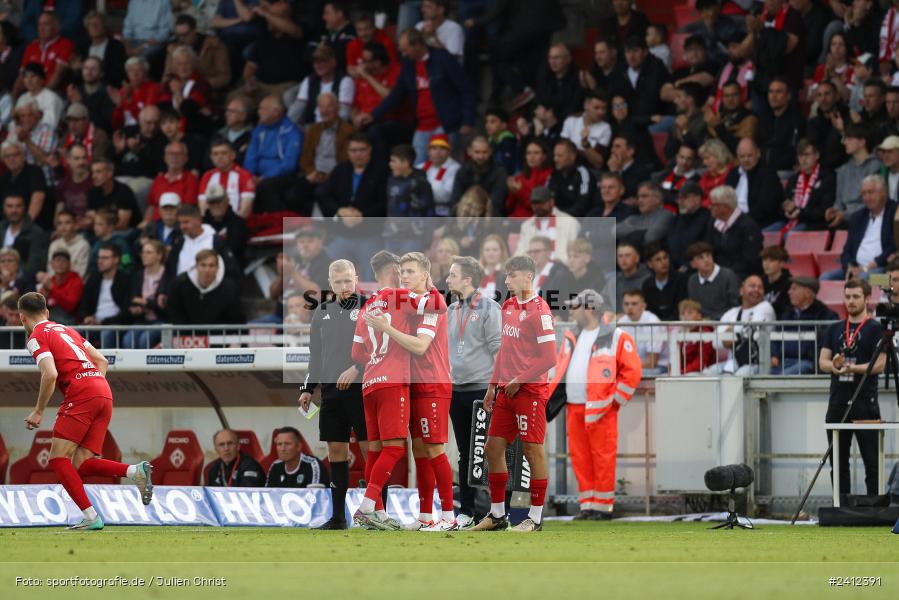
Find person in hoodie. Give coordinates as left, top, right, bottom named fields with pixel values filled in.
left=770, top=277, right=837, bottom=375
left=166, top=249, right=244, bottom=326
left=166, top=203, right=239, bottom=278
left=245, top=94, right=304, bottom=214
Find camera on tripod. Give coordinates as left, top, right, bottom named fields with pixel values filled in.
left=869, top=273, right=899, bottom=322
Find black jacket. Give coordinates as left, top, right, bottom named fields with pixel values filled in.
left=756, top=104, right=803, bottom=172
left=784, top=168, right=835, bottom=230
left=165, top=228, right=240, bottom=280
left=0, top=216, right=48, bottom=277
left=451, top=159, right=508, bottom=217
left=78, top=271, right=131, bottom=323
left=764, top=268, right=793, bottom=319
left=318, top=160, right=388, bottom=219
left=546, top=164, right=598, bottom=217
left=205, top=454, right=265, bottom=487
left=724, top=164, right=784, bottom=228
left=166, top=270, right=245, bottom=325
left=128, top=266, right=174, bottom=323
left=620, top=161, right=654, bottom=201
left=704, top=212, right=763, bottom=279
left=667, top=207, right=712, bottom=268
left=641, top=271, right=688, bottom=321
left=265, top=455, right=330, bottom=488
left=535, top=66, right=583, bottom=120
left=805, top=107, right=849, bottom=170
left=302, top=293, right=365, bottom=399
left=203, top=207, right=250, bottom=265
left=622, top=54, right=670, bottom=127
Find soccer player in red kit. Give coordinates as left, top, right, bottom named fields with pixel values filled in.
left=364, top=252, right=455, bottom=530
left=17, top=292, right=153, bottom=530
left=350, top=251, right=445, bottom=530
left=472, top=256, right=558, bottom=532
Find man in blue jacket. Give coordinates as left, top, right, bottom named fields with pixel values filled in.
left=358, top=28, right=475, bottom=163
left=245, top=95, right=304, bottom=213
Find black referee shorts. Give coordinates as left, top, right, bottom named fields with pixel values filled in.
left=319, top=389, right=367, bottom=443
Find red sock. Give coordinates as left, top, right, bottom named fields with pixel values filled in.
left=77, top=458, right=128, bottom=478
left=49, top=457, right=91, bottom=510
left=429, top=453, right=454, bottom=515
left=530, top=478, right=548, bottom=507
left=414, top=456, right=435, bottom=516
left=365, top=450, right=384, bottom=510
left=488, top=471, right=508, bottom=504
left=364, top=445, right=404, bottom=503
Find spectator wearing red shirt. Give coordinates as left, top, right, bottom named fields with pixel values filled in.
left=352, top=43, right=401, bottom=116
left=18, top=11, right=73, bottom=92
left=506, top=139, right=552, bottom=219
left=38, top=250, right=84, bottom=325
left=199, top=139, right=255, bottom=218
left=111, top=57, right=163, bottom=129
left=676, top=299, right=717, bottom=374
left=141, top=141, right=199, bottom=229
left=345, top=11, right=397, bottom=71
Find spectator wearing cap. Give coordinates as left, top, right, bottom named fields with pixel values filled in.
left=123, top=0, right=173, bottom=66
left=724, top=138, right=783, bottom=229
left=0, top=193, right=47, bottom=278
left=655, top=143, right=700, bottom=209
left=198, top=138, right=255, bottom=218
left=203, top=183, right=249, bottom=266
left=245, top=94, right=303, bottom=213
left=18, top=11, right=73, bottom=91
left=506, top=138, right=552, bottom=219
left=876, top=135, right=899, bottom=202
left=823, top=175, right=897, bottom=281
left=516, top=186, right=580, bottom=265
left=241, top=0, right=306, bottom=103
left=682, top=0, right=745, bottom=67
left=0, top=139, right=51, bottom=231
left=704, top=81, right=758, bottom=155
left=534, top=43, right=584, bottom=122
left=485, top=106, right=518, bottom=174
left=704, top=184, right=762, bottom=279
left=755, top=77, right=803, bottom=172
left=167, top=248, right=245, bottom=326
left=560, top=91, right=612, bottom=171
left=143, top=141, right=199, bottom=229
left=760, top=245, right=793, bottom=318
left=288, top=43, right=354, bottom=127
left=62, top=103, right=110, bottom=161
left=9, top=99, right=57, bottom=187
left=87, top=158, right=142, bottom=231
left=146, top=192, right=183, bottom=247
left=641, top=241, right=687, bottom=322
left=418, top=133, right=460, bottom=217
left=292, top=93, right=353, bottom=215
left=546, top=139, right=597, bottom=218
left=666, top=181, right=712, bottom=269
left=451, top=136, right=507, bottom=217
left=664, top=82, right=708, bottom=162
left=123, top=238, right=172, bottom=349
left=55, top=145, right=92, bottom=230
left=620, top=35, right=670, bottom=134
left=111, top=57, right=162, bottom=129
left=360, top=28, right=475, bottom=164
left=164, top=13, right=230, bottom=92
left=77, top=11, right=127, bottom=88
left=617, top=182, right=675, bottom=248
left=599, top=0, right=649, bottom=50
left=43, top=210, right=89, bottom=279
left=167, top=203, right=239, bottom=278
left=16, top=62, right=62, bottom=129
left=779, top=139, right=835, bottom=231
left=770, top=277, right=837, bottom=375
left=37, top=250, right=83, bottom=325
left=829, top=124, right=882, bottom=228
left=685, top=241, right=740, bottom=320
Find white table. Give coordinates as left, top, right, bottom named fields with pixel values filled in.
left=825, top=423, right=899, bottom=507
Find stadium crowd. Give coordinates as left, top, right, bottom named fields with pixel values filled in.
left=2, top=0, right=899, bottom=373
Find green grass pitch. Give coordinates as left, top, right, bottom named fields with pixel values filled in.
left=1, top=522, right=897, bottom=599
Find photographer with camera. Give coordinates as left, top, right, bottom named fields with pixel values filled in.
left=819, top=279, right=885, bottom=497
left=703, top=274, right=776, bottom=375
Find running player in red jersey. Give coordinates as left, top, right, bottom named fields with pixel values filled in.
left=364, top=252, right=455, bottom=531
left=17, top=292, right=153, bottom=531
left=472, top=256, right=558, bottom=532
left=350, top=251, right=445, bottom=530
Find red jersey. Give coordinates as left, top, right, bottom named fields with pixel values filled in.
left=148, top=171, right=199, bottom=220
left=491, top=295, right=557, bottom=390
left=113, top=80, right=162, bottom=128
left=199, top=166, right=256, bottom=215
left=345, top=29, right=398, bottom=68
left=355, top=63, right=401, bottom=115
left=352, top=288, right=445, bottom=396
left=21, top=35, right=74, bottom=80
left=26, top=321, right=112, bottom=403
left=411, top=292, right=452, bottom=397
left=415, top=57, right=440, bottom=131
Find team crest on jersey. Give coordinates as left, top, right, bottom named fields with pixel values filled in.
left=350, top=309, right=360, bottom=321
left=519, top=311, right=527, bottom=322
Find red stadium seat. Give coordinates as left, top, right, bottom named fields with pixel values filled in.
left=669, top=33, right=690, bottom=72
left=830, top=230, right=848, bottom=253
left=763, top=230, right=783, bottom=248
left=652, top=132, right=668, bottom=166
left=572, top=28, right=599, bottom=70
left=149, top=430, right=205, bottom=486
left=785, top=253, right=818, bottom=277
left=826, top=302, right=848, bottom=320
left=818, top=280, right=845, bottom=305
left=815, top=252, right=842, bottom=275
left=233, top=430, right=265, bottom=464
left=9, top=430, right=122, bottom=484
left=260, top=428, right=315, bottom=473
left=0, top=433, right=8, bottom=484
left=672, top=4, right=699, bottom=29
left=785, top=231, right=830, bottom=255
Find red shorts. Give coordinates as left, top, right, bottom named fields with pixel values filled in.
left=409, top=386, right=450, bottom=443
left=363, top=385, right=410, bottom=441
left=53, top=396, right=113, bottom=455
left=488, top=385, right=547, bottom=444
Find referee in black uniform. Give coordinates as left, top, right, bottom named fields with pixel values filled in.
left=299, top=259, right=367, bottom=529
left=819, top=278, right=885, bottom=497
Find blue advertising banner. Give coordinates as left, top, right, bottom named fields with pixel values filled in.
left=87, top=485, right=219, bottom=526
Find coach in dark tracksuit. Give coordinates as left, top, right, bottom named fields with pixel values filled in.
left=299, top=262, right=367, bottom=530
left=446, top=257, right=502, bottom=525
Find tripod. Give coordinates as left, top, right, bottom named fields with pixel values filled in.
left=790, top=321, right=899, bottom=525
left=710, top=488, right=754, bottom=530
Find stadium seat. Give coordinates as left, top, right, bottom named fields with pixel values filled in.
left=785, top=253, right=818, bottom=277
left=149, top=430, right=205, bottom=486
left=0, top=433, right=8, bottom=484
left=826, top=302, right=848, bottom=320
left=785, top=231, right=830, bottom=255
left=572, top=27, right=599, bottom=70
left=652, top=132, right=669, bottom=166
left=818, top=281, right=845, bottom=305
left=830, top=230, right=848, bottom=253
left=672, top=4, right=699, bottom=29
left=763, top=230, right=783, bottom=248
left=815, top=252, right=842, bottom=275
left=9, top=430, right=122, bottom=484
left=233, top=430, right=266, bottom=464
left=260, top=428, right=315, bottom=473
left=669, top=33, right=691, bottom=72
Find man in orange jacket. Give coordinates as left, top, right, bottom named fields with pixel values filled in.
left=548, top=289, right=642, bottom=520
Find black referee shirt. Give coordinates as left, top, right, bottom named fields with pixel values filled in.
left=265, top=455, right=330, bottom=488
left=821, top=318, right=884, bottom=405
left=302, top=293, right=364, bottom=399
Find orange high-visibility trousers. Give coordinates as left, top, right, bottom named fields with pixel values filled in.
left=567, top=403, right=618, bottom=513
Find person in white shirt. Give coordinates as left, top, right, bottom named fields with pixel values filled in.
left=40, top=210, right=90, bottom=279
left=416, top=0, right=464, bottom=62
left=560, top=91, right=612, bottom=170
left=417, top=133, right=460, bottom=217
left=703, top=274, right=777, bottom=375
left=287, top=44, right=355, bottom=125
left=16, top=63, right=63, bottom=129
left=618, top=289, right=667, bottom=375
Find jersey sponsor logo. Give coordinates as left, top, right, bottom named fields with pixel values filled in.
left=74, top=370, right=103, bottom=380
left=9, top=355, right=35, bottom=365
left=519, top=311, right=527, bottom=322
left=215, top=354, right=254, bottom=365
left=146, top=355, right=186, bottom=365
left=362, top=375, right=388, bottom=389
left=502, top=324, right=521, bottom=338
